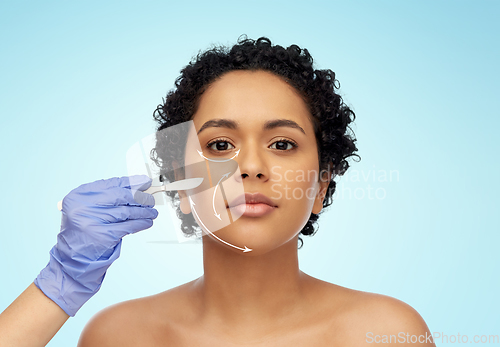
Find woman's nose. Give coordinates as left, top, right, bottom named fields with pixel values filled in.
left=235, top=146, right=269, bottom=183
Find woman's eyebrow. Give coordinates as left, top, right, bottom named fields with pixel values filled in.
left=265, top=119, right=306, bottom=134
left=197, top=119, right=238, bottom=134
left=197, top=118, right=306, bottom=135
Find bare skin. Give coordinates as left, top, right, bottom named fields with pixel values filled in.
left=79, top=245, right=435, bottom=346
left=74, top=70, right=434, bottom=346
left=0, top=283, right=69, bottom=347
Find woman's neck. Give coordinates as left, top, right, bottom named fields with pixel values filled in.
left=195, top=235, right=307, bottom=325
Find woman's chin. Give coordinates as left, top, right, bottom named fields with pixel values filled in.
left=202, top=226, right=297, bottom=256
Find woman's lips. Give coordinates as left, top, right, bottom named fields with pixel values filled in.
left=228, top=193, right=277, bottom=217
left=230, top=203, right=276, bottom=217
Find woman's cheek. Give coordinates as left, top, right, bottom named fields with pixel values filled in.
left=269, top=166, right=320, bottom=204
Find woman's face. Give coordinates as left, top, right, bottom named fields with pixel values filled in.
left=179, top=70, right=330, bottom=255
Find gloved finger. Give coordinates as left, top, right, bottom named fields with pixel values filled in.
left=106, top=218, right=155, bottom=238
left=131, top=190, right=155, bottom=207
left=127, top=175, right=153, bottom=191
left=93, top=187, right=155, bottom=207
left=91, top=205, right=159, bottom=223
left=75, top=175, right=152, bottom=193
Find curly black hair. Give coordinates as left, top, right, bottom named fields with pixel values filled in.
left=151, top=35, right=359, bottom=247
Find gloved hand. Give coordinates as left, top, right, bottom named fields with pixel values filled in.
left=34, top=175, right=158, bottom=317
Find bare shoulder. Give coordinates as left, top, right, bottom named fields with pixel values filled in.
left=349, top=291, right=432, bottom=335
left=78, top=281, right=198, bottom=347
left=309, top=278, right=435, bottom=346
left=77, top=298, right=145, bottom=347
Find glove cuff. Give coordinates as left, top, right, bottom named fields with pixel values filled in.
left=34, top=240, right=122, bottom=317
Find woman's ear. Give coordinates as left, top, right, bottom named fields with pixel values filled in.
left=312, top=168, right=331, bottom=214
left=172, top=160, right=192, bottom=215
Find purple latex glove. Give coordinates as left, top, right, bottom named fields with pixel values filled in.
left=34, top=175, right=158, bottom=316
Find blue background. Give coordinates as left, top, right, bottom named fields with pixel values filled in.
left=1, top=0, right=498, bottom=345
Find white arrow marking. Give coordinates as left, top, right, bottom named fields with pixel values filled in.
left=189, top=196, right=252, bottom=253
left=212, top=172, right=230, bottom=220
left=197, top=149, right=240, bottom=162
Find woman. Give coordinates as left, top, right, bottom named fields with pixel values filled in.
left=0, top=36, right=435, bottom=346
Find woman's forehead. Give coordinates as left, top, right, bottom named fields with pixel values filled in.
left=192, top=70, right=313, bottom=133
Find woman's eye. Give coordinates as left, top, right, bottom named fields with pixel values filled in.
left=207, top=138, right=298, bottom=152
left=270, top=140, right=297, bottom=151
left=207, top=140, right=235, bottom=152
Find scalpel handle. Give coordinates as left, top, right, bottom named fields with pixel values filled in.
left=144, top=177, right=204, bottom=195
